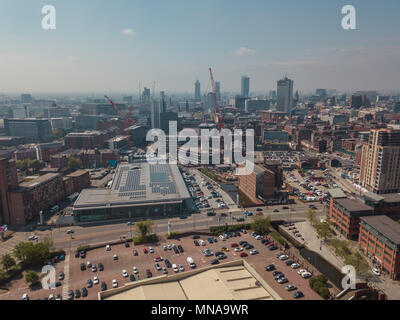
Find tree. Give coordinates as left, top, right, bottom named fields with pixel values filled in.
left=306, top=209, right=318, bottom=226
left=52, top=128, right=66, bottom=140
left=135, top=220, right=154, bottom=238
left=1, top=254, right=16, bottom=271
left=251, top=217, right=271, bottom=235
left=25, top=270, right=39, bottom=286
left=319, top=287, right=330, bottom=299
left=14, top=242, right=50, bottom=266
left=316, top=221, right=333, bottom=240
left=68, top=156, right=83, bottom=170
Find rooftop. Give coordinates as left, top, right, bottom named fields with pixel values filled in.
left=335, top=198, right=373, bottom=213
left=74, top=162, right=190, bottom=209
left=17, top=173, right=61, bottom=190
left=102, top=263, right=280, bottom=300
left=361, top=215, right=400, bottom=245
left=328, top=188, right=347, bottom=199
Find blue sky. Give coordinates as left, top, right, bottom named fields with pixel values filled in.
left=0, top=0, right=400, bottom=94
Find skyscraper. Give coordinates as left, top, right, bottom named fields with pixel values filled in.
left=195, top=80, right=201, bottom=100
left=160, top=91, right=166, bottom=113
left=142, top=87, right=151, bottom=105
left=151, top=99, right=161, bottom=129
left=241, top=76, right=250, bottom=98
left=276, top=76, right=293, bottom=113
left=215, top=81, right=221, bottom=101
left=360, top=129, right=400, bottom=194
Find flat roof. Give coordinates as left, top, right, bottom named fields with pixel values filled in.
left=382, top=193, right=400, bottom=203
left=361, top=215, right=400, bottom=245
left=74, top=162, right=190, bottom=209
left=328, top=188, right=347, bottom=199
left=335, top=198, right=373, bottom=213
left=18, top=173, right=60, bottom=189
left=103, top=264, right=279, bottom=300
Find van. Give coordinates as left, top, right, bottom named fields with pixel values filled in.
left=186, top=257, right=196, bottom=268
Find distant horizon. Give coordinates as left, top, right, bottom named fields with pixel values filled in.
left=1, top=0, right=400, bottom=93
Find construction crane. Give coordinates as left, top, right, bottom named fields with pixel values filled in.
left=208, top=67, right=224, bottom=131
left=104, top=95, right=134, bottom=148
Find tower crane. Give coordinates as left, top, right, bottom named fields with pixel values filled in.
left=208, top=67, right=224, bottom=131
left=104, top=95, right=134, bottom=148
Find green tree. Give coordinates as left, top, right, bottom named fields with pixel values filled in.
left=52, top=128, right=66, bottom=140
left=316, top=221, right=333, bottom=240
left=306, top=209, right=318, bottom=226
left=25, top=270, right=39, bottom=286
left=68, top=156, right=83, bottom=169
left=14, top=242, right=50, bottom=266
left=135, top=220, right=154, bottom=238
left=1, top=254, right=16, bottom=271
left=318, top=287, right=330, bottom=299
left=251, top=217, right=271, bottom=235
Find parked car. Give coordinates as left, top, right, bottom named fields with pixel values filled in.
left=122, top=269, right=128, bottom=278
left=113, top=254, right=118, bottom=260
left=293, top=291, right=304, bottom=299
left=93, top=276, right=99, bottom=285
left=106, top=245, right=111, bottom=251
left=98, top=263, right=104, bottom=271
left=101, top=282, right=107, bottom=291
left=81, top=288, right=88, bottom=297
left=112, top=280, right=118, bottom=288
left=58, top=272, right=64, bottom=280
left=87, top=279, right=93, bottom=288
left=133, top=266, right=139, bottom=274
left=133, top=250, right=138, bottom=256
left=210, top=259, right=219, bottom=265
left=285, top=284, right=297, bottom=291
left=130, top=274, right=136, bottom=282
left=249, top=249, right=259, bottom=255
left=240, top=252, right=248, bottom=257
left=265, top=264, right=275, bottom=271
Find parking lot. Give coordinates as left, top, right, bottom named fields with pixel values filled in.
left=2, top=230, right=323, bottom=300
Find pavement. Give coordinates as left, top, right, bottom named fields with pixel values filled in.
left=0, top=232, right=322, bottom=300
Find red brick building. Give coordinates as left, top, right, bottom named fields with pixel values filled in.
left=329, top=198, right=374, bottom=240
left=14, top=147, right=37, bottom=161
left=238, top=164, right=276, bottom=205
left=65, top=131, right=109, bottom=149
left=36, top=142, right=66, bottom=162
left=359, top=215, right=400, bottom=280
left=51, top=149, right=120, bottom=169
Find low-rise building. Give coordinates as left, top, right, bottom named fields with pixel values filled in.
left=359, top=215, right=400, bottom=280
left=329, top=198, right=374, bottom=240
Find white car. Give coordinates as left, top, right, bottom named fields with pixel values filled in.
left=149, top=247, right=154, bottom=253
left=122, top=269, right=128, bottom=277
left=86, top=261, right=92, bottom=267
left=372, top=268, right=381, bottom=276
left=112, top=279, right=118, bottom=288
left=199, top=240, right=206, bottom=246
left=172, top=264, right=179, bottom=273
left=234, top=247, right=243, bottom=252
left=28, top=235, right=38, bottom=241
left=255, top=235, right=263, bottom=240
left=219, top=235, right=226, bottom=241
left=279, top=255, right=289, bottom=261
left=106, top=245, right=111, bottom=251
left=249, top=249, right=259, bottom=255
left=93, top=276, right=99, bottom=284
left=22, top=293, right=29, bottom=300
left=301, top=272, right=312, bottom=279
left=297, top=269, right=307, bottom=275
left=162, top=245, right=167, bottom=251
left=291, top=263, right=300, bottom=269
left=133, top=266, right=139, bottom=274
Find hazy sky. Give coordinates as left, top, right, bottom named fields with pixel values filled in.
left=0, top=0, right=400, bottom=94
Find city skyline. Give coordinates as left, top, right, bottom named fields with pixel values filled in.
left=0, top=0, right=399, bottom=93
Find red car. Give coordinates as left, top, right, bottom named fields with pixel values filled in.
left=154, top=256, right=163, bottom=262
left=266, top=243, right=274, bottom=247
left=240, top=252, right=248, bottom=257
left=143, top=248, right=148, bottom=254
left=231, top=243, right=239, bottom=248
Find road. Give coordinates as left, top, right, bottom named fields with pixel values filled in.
left=26, top=203, right=325, bottom=250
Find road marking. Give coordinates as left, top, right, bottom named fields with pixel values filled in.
left=62, top=253, right=70, bottom=300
